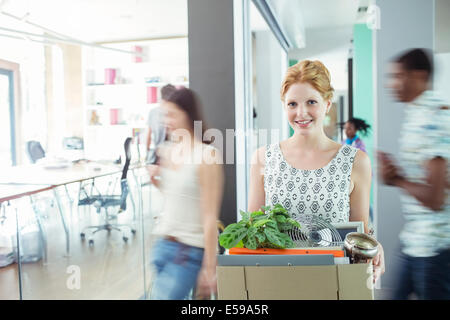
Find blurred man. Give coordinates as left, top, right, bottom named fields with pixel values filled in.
left=378, top=48, right=450, bottom=299
left=146, top=84, right=177, bottom=164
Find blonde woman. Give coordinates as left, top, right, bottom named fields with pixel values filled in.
left=248, top=60, right=385, bottom=281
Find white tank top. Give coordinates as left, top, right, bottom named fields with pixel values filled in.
left=264, top=143, right=358, bottom=223
left=155, top=144, right=216, bottom=248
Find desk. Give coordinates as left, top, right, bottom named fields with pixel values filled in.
left=0, top=184, right=53, bottom=203
left=0, top=183, right=55, bottom=300
left=0, top=183, right=62, bottom=266
left=0, top=163, right=121, bottom=257
left=0, top=162, right=150, bottom=300
left=0, top=161, right=147, bottom=257
left=0, top=162, right=125, bottom=186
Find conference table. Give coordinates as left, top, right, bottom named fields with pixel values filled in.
left=0, top=184, right=54, bottom=203
left=0, top=161, right=132, bottom=186
left=0, top=183, right=54, bottom=257
left=0, top=160, right=148, bottom=257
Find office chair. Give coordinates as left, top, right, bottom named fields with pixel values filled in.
left=26, top=141, right=46, bottom=164
left=27, top=140, right=77, bottom=215
left=80, top=137, right=137, bottom=245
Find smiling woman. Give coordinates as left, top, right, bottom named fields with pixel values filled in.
left=281, top=61, right=334, bottom=138
left=247, top=59, right=385, bottom=282
left=249, top=60, right=368, bottom=224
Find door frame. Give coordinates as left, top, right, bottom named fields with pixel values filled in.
left=0, top=59, right=22, bottom=166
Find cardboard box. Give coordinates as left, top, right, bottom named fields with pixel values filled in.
left=217, top=263, right=373, bottom=300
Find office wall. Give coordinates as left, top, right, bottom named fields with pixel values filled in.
left=62, top=44, right=83, bottom=139
left=0, top=38, right=47, bottom=164
left=434, top=53, right=450, bottom=102
left=187, top=0, right=237, bottom=226
left=353, top=24, right=374, bottom=161
left=288, top=27, right=352, bottom=93
left=288, top=59, right=297, bottom=137
left=253, top=30, right=286, bottom=147
left=435, top=0, right=450, bottom=53
left=434, top=0, right=450, bottom=102
left=375, top=0, right=434, bottom=296
left=45, top=44, right=83, bottom=154
left=353, top=24, right=374, bottom=210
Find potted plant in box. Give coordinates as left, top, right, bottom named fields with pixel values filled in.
left=219, top=204, right=301, bottom=250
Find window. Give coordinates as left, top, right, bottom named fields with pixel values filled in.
left=0, top=67, right=16, bottom=166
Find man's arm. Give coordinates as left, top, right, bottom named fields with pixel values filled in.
left=379, top=151, right=447, bottom=211
left=393, top=157, right=447, bottom=211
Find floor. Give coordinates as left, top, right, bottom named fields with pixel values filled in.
left=0, top=179, right=164, bottom=300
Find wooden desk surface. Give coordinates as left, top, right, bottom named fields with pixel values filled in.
left=0, top=161, right=146, bottom=202
left=0, top=162, right=126, bottom=186
left=0, top=184, right=53, bottom=203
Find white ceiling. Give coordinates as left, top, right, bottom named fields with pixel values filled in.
left=267, top=0, right=360, bottom=49
left=0, top=0, right=188, bottom=43
left=267, top=0, right=370, bottom=92
left=250, top=1, right=270, bottom=31
left=296, top=0, right=359, bottom=30
left=0, top=0, right=373, bottom=57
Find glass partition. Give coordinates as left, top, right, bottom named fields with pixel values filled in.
left=0, top=168, right=162, bottom=299
left=0, top=0, right=187, bottom=300
left=239, top=0, right=365, bottom=214
left=8, top=170, right=148, bottom=299
left=0, top=200, right=21, bottom=300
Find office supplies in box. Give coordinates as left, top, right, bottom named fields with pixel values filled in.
left=218, top=254, right=335, bottom=266
left=229, top=247, right=345, bottom=258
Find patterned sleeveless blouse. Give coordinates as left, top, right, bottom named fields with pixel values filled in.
left=264, top=143, right=358, bottom=223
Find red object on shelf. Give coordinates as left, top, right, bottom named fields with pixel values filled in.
left=110, top=108, right=119, bottom=125
left=229, top=247, right=345, bottom=258
left=133, top=46, right=143, bottom=63
left=105, top=68, right=116, bottom=84
left=147, top=86, right=158, bottom=104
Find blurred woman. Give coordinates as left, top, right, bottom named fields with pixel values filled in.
left=342, top=118, right=371, bottom=153
left=146, top=88, right=224, bottom=300
left=247, top=60, right=385, bottom=282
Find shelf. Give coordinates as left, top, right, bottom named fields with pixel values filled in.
left=86, top=83, right=135, bottom=87
left=143, top=81, right=189, bottom=87
left=85, top=81, right=188, bottom=88
left=86, top=104, right=158, bottom=109
left=85, top=127, right=146, bottom=133
left=87, top=124, right=129, bottom=129
left=82, top=39, right=188, bottom=161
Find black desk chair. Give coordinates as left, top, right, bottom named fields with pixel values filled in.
left=26, top=141, right=46, bottom=164
left=80, top=137, right=136, bottom=245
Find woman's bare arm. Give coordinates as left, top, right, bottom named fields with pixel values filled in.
left=350, top=150, right=385, bottom=282
left=248, top=146, right=266, bottom=212
left=349, top=150, right=371, bottom=233
left=198, top=156, right=224, bottom=292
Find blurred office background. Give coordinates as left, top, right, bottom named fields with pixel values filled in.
left=0, top=0, right=449, bottom=299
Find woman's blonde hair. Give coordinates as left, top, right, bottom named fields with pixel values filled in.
left=280, top=60, right=334, bottom=102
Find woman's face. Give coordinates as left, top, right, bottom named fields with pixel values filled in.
left=162, top=101, right=192, bottom=136
left=284, top=82, right=331, bottom=136
left=344, top=122, right=357, bottom=139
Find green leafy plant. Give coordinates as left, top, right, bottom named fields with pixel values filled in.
left=219, top=204, right=301, bottom=250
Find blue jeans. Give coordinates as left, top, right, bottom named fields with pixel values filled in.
left=150, top=238, right=204, bottom=300
left=392, top=249, right=450, bottom=300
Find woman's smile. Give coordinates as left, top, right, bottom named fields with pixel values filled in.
left=294, top=119, right=313, bottom=128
